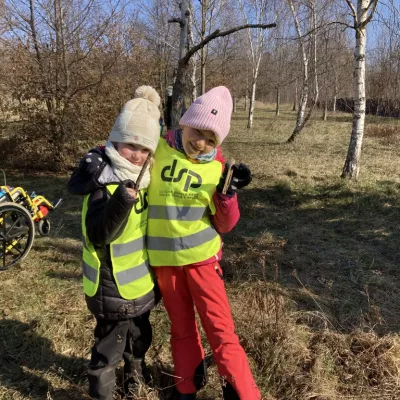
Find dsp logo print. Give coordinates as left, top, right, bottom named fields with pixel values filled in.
left=134, top=191, right=148, bottom=214
left=161, top=160, right=202, bottom=192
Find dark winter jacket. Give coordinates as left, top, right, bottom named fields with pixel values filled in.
left=68, top=147, right=159, bottom=320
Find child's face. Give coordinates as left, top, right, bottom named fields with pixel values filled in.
left=181, top=126, right=217, bottom=158
left=116, top=142, right=150, bottom=166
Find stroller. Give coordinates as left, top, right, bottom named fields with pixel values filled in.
left=0, top=176, right=62, bottom=270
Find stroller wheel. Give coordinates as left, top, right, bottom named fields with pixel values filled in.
left=0, top=202, right=35, bottom=270
left=38, top=218, right=51, bottom=236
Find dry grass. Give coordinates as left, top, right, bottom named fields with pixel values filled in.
left=1, top=104, right=400, bottom=399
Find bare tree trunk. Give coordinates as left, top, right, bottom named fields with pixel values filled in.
left=171, top=62, right=187, bottom=130
left=170, top=0, right=188, bottom=129
left=323, top=101, right=328, bottom=120
left=248, top=79, right=257, bottom=128
left=168, top=3, right=276, bottom=128
left=287, top=0, right=319, bottom=143
left=333, top=74, right=338, bottom=112
left=244, top=64, right=249, bottom=111
left=188, top=5, right=197, bottom=102
left=200, top=0, right=207, bottom=95
left=233, top=95, right=237, bottom=113
left=292, top=78, right=298, bottom=111
left=342, top=0, right=374, bottom=178
left=276, top=86, right=280, bottom=116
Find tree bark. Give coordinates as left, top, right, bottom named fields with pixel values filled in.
left=276, top=86, right=280, bottom=116
left=287, top=0, right=319, bottom=143
left=169, top=4, right=276, bottom=128
left=200, top=0, right=207, bottom=95
left=342, top=0, right=372, bottom=179
left=188, top=4, right=197, bottom=102
left=248, top=78, right=256, bottom=128
left=292, top=78, right=298, bottom=111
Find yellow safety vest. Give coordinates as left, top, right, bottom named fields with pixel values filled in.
left=81, top=184, right=154, bottom=299
left=147, top=139, right=222, bottom=266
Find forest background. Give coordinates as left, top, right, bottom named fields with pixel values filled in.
left=1, top=0, right=400, bottom=399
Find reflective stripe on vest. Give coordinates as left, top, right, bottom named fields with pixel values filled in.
left=81, top=184, right=154, bottom=299
left=147, top=226, right=218, bottom=251
left=112, top=236, right=146, bottom=258
left=148, top=205, right=208, bottom=221
left=116, top=259, right=151, bottom=285
left=82, top=260, right=97, bottom=283
left=147, top=139, right=222, bottom=266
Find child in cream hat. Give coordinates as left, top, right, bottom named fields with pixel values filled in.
left=68, top=86, right=161, bottom=400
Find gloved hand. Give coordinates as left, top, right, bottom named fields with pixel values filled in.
left=216, top=163, right=252, bottom=197
left=121, top=179, right=138, bottom=202
left=80, top=149, right=107, bottom=180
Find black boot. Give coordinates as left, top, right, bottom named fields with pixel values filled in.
left=222, top=381, right=240, bottom=400
left=123, top=357, right=152, bottom=396
left=170, top=388, right=197, bottom=399
left=87, top=365, right=116, bottom=400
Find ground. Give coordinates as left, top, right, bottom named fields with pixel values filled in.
left=1, top=103, right=400, bottom=399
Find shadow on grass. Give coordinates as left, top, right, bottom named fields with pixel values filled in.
left=222, top=180, right=400, bottom=335
left=0, top=319, right=88, bottom=400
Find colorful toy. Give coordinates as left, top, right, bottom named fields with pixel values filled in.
left=0, top=179, right=62, bottom=270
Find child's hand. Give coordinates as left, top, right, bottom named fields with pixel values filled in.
left=122, top=180, right=138, bottom=201
left=217, top=163, right=252, bottom=197
left=126, top=187, right=138, bottom=199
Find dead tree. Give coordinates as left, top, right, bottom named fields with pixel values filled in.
left=168, top=0, right=276, bottom=129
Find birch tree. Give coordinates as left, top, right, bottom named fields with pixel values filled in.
left=239, top=0, right=270, bottom=129
left=286, top=0, right=319, bottom=142
left=341, top=0, right=378, bottom=179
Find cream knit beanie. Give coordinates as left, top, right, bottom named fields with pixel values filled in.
left=108, top=86, right=161, bottom=153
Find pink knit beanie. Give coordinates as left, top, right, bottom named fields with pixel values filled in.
left=179, top=86, right=233, bottom=145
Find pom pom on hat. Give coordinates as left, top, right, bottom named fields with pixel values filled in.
left=179, top=86, right=233, bottom=145
left=134, top=85, right=161, bottom=107
left=108, top=86, right=161, bottom=153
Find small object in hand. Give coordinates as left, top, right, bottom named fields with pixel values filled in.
left=222, top=159, right=235, bottom=195
left=135, top=152, right=152, bottom=190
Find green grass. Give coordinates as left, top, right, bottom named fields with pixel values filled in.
left=1, top=104, right=400, bottom=399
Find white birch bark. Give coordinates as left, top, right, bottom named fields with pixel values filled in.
left=238, top=0, right=267, bottom=129
left=248, top=55, right=262, bottom=128
left=287, top=0, right=319, bottom=142
left=342, top=0, right=378, bottom=178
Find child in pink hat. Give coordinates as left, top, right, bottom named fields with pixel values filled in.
left=147, top=86, right=260, bottom=399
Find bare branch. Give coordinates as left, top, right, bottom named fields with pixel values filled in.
left=363, top=0, right=379, bottom=26
left=344, top=0, right=357, bottom=24
left=168, top=17, right=182, bottom=24
left=181, top=23, right=276, bottom=65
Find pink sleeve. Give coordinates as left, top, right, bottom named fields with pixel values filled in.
left=210, top=192, right=240, bottom=234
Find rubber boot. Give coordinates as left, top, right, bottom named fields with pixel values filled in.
left=123, top=357, right=152, bottom=396
left=170, top=388, right=197, bottom=399
left=87, top=365, right=116, bottom=400
left=222, top=381, right=240, bottom=400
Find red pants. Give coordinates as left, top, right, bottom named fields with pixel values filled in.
left=155, top=263, right=260, bottom=399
